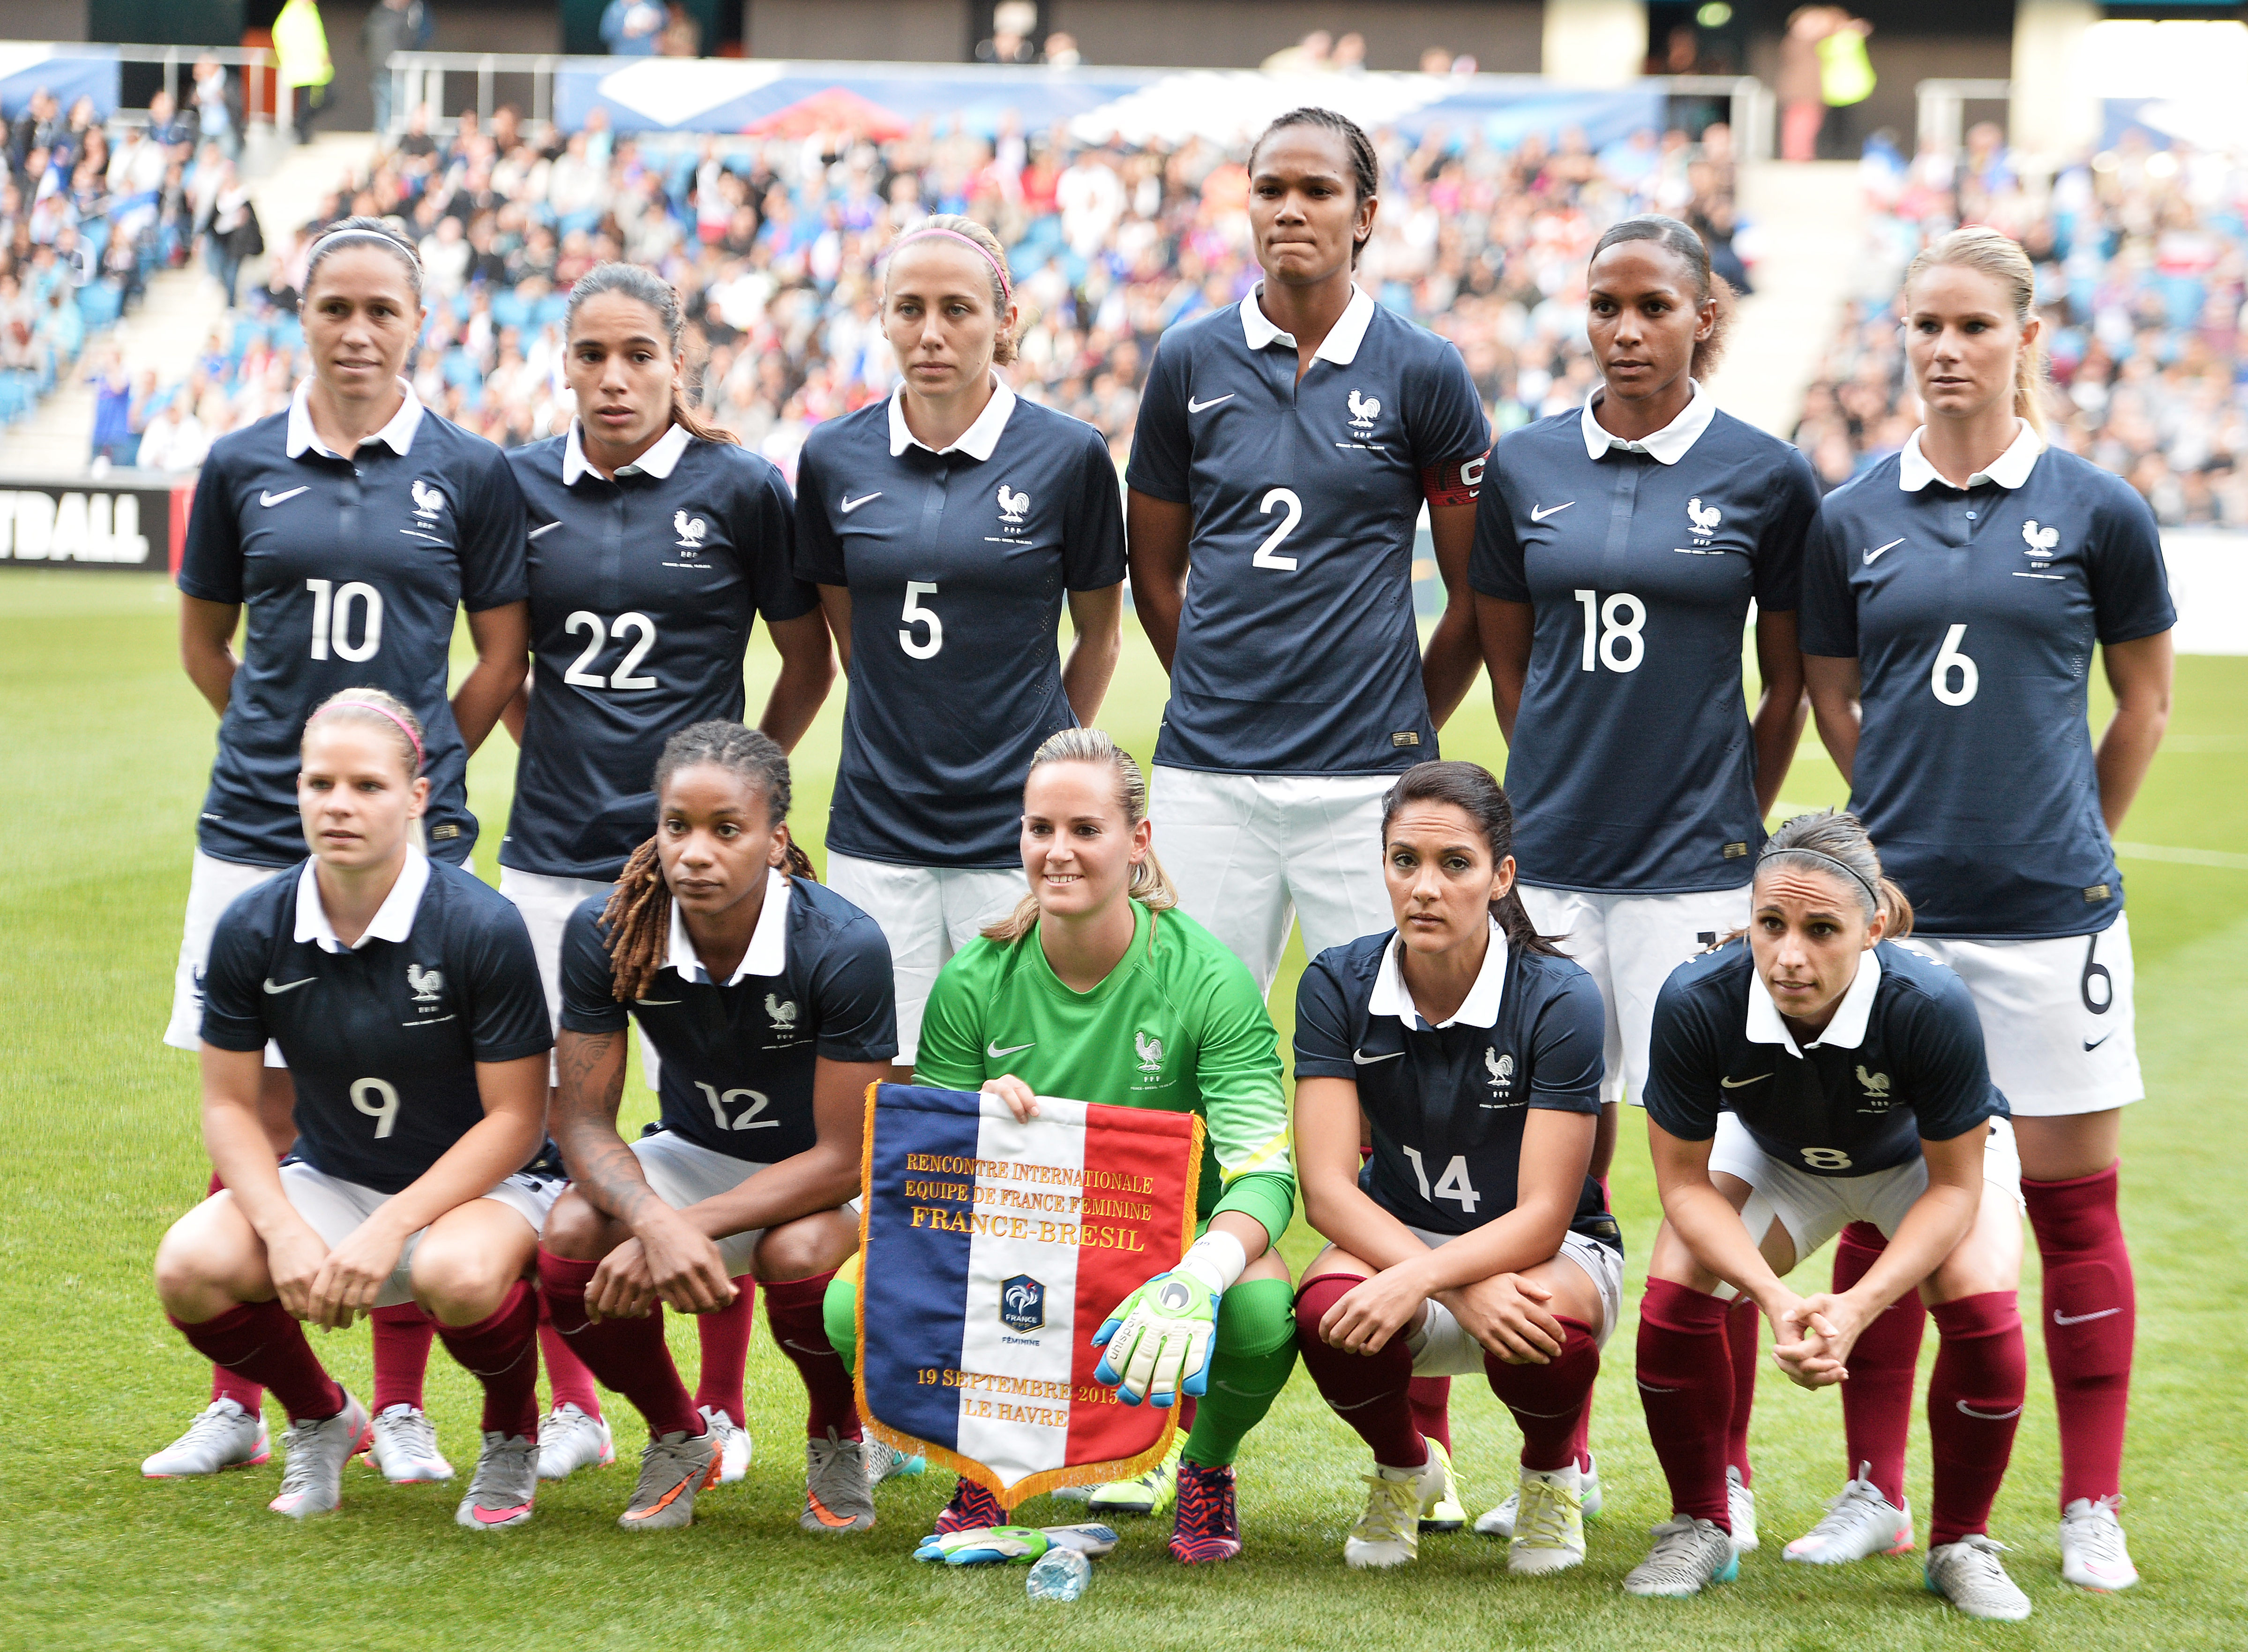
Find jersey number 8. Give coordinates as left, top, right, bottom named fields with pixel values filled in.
left=1401, top=1144, right=1482, bottom=1213
left=1573, top=589, right=1646, bottom=673
left=307, top=578, right=383, bottom=662
left=1799, top=1146, right=1853, bottom=1171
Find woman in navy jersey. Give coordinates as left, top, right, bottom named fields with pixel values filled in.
left=794, top=212, right=1124, bottom=1082
left=1468, top=214, right=1820, bottom=1541
left=154, top=692, right=559, bottom=1528
left=151, top=217, right=530, bottom=1488
left=1801, top=228, right=2173, bottom=1593
left=535, top=722, right=899, bottom=1535
left=501, top=263, right=834, bottom=1485
left=1626, top=812, right=2032, bottom=1622
left=1292, top=762, right=1619, bottom=1578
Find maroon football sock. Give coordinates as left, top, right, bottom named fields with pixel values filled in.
left=210, top=1366, right=265, bottom=1410
left=1926, top=1292, right=2027, bottom=1547
left=172, top=1301, right=343, bottom=1424
left=1293, top=1274, right=1426, bottom=1469
left=536, top=1247, right=698, bottom=1439
left=434, top=1280, right=541, bottom=1440
left=2023, top=1163, right=2133, bottom=1508
left=1635, top=1279, right=1732, bottom=1531
left=1724, top=1293, right=1759, bottom=1486
left=1483, top=1318, right=1600, bottom=1472
left=537, top=1287, right=603, bottom=1419
left=1406, top=1377, right=1452, bottom=1454
left=369, top=1301, right=435, bottom=1414
left=763, top=1270, right=859, bottom=1439
left=1832, top=1220, right=1925, bottom=1507
left=693, top=1277, right=755, bottom=1425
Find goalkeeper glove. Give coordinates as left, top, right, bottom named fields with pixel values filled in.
left=914, top=1524, right=1051, bottom=1566
left=1092, top=1268, right=1219, bottom=1407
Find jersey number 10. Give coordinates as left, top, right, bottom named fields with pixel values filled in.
left=307, top=578, right=383, bottom=662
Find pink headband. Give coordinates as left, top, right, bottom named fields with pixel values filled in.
left=890, top=226, right=1012, bottom=303
left=316, top=700, right=424, bottom=772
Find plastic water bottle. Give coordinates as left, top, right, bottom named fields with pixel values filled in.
left=1025, top=1545, right=1092, bottom=1601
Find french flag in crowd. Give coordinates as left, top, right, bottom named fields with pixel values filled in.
left=855, top=1084, right=1204, bottom=1508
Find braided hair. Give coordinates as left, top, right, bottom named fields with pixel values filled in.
left=599, top=721, right=816, bottom=1003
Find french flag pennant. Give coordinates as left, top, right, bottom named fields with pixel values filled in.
left=854, top=1083, right=1204, bottom=1509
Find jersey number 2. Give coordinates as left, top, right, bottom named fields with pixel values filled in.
left=1252, top=488, right=1302, bottom=570
left=1401, top=1144, right=1481, bottom=1213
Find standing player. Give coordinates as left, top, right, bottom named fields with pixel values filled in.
left=1629, top=811, right=2033, bottom=1621
left=1292, top=761, right=1620, bottom=1577
left=153, top=692, right=558, bottom=1527
left=794, top=213, right=1124, bottom=1082
left=1801, top=226, right=2173, bottom=1592
left=1469, top=213, right=1820, bottom=1539
left=502, top=263, right=835, bottom=1485
left=821, top=729, right=1299, bottom=1565
left=534, top=722, right=897, bottom=1534
left=150, top=217, right=529, bottom=1486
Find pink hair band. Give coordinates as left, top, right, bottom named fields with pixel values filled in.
left=890, top=225, right=1012, bottom=303
left=318, top=700, right=424, bottom=772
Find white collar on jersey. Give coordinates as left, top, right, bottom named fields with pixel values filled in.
left=1579, top=379, right=1715, bottom=465
left=1370, top=918, right=1509, bottom=1031
left=1239, top=281, right=1377, bottom=366
left=888, top=372, right=1017, bottom=461
left=562, top=418, right=692, bottom=485
left=1746, top=942, right=1882, bottom=1057
left=666, top=867, right=791, bottom=987
left=1896, top=418, right=2043, bottom=492
left=294, top=846, right=431, bottom=954
left=285, top=377, right=426, bottom=459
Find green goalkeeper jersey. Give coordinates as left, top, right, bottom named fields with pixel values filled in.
left=914, top=899, right=1295, bottom=1244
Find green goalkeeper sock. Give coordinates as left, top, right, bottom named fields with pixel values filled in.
left=822, top=1263, right=859, bottom=1375
left=1181, top=1275, right=1298, bottom=1469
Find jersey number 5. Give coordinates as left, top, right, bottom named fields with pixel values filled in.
left=899, top=582, right=943, bottom=658
left=562, top=611, right=659, bottom=690
left=1573, top=589, right=1646, bottom=673
left=1401, top=1144, right=1481, bottom=1213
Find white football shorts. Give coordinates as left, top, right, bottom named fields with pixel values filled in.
left=627, top=1128, right=856, bottom=1277
left=1514, top=883, right=1751, bottom=1108
left=1152, top=767, right=1398, bottom=997
left=823, top=853, right=1024, bottom=1066
left=270, top=1158, right=563, bottom=1307
left=1401, top=1224, right=1626, bottom=1366
left=497, top=865, right=662, bottom=1091
left=165, top=849, right=288, bottom=1066
left=1896, top=916, right=2142, bottom=1118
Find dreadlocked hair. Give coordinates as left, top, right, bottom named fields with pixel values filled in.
left=599, top=721, right=815, bottom=1003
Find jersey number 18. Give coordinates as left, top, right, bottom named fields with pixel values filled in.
left=1573, top=589, right=1646, bottom=673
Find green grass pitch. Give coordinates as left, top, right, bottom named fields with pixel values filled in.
left=4, top=570, right=2244, bottom=1650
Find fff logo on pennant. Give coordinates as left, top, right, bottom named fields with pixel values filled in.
left=999, top=1275, right=1046, bottom=1334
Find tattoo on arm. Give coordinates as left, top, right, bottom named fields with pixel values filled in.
left=553, top=1031, right=657, bottom=1226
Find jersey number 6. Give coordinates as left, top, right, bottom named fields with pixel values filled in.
left=1930, top=623, right=1978, bottom=706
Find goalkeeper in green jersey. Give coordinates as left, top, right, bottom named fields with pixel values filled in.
left=824, top=728, right=1298, bottom=1564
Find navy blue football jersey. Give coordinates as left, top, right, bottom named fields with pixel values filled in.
left=1295, top=927, right=1615, bottom=1243
left=1641, top=939, right=2005, bottom=1179
left=177, top=390, right=528, bottom=867
left=199, top=854, right=554, bottom=1194
left=501, top=426, right=817, bottom=880
left=558, top=872, right=898, bottom=1161
left=1471, top=396, right=1821, bottom=891
left=1801, top=436, right=2174, bottom=938
left=1127, top=287, right=1491, bottom=776
left=794, top=385, right=1126, bottom=867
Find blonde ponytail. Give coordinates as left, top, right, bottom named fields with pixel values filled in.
left=1904, top=225, right=2049, bottom=436
left=982, top=728, right=1176, bottom=946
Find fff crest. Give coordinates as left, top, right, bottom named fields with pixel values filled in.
left=999, top=1274, right=1046, bottom=1334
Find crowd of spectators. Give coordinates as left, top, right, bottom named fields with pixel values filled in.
left=1793, top=122, right=2248, bottom=527
left=116, top=100, right=1744, bottom=482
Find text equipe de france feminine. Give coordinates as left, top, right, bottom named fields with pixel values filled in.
left=899, top=1152, right=1157, bottom=1252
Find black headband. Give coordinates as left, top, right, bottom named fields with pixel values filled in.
left=1761, top=846, right=1882, bottom=916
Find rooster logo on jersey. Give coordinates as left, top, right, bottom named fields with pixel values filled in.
left=1856, top=1065, right=1891, bottom=1098
left=1687, top=497, right=1722, bottom=541
left=407, top=964, right=444, bottom=1002
left=674, top=511, right=707, bottom=549
left=765, top=993, right=798, bottom=1031
left=1348, top=389, right=1382, bottom=430
left=411, top=480, right=445, bottom=520
left=2022, top=520, right=2059, bottom=560
left=1486, top=1048, right=1514, bottom=1089
left=1135, top=1029, right=1164, bottom=1073
left=997, top=485, right=1030, bottom=526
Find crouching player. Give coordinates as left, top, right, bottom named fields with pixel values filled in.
left=1627, top=811, right=2032, bottom=1621
left=1291, top=761, right=1619, bottom=1574
left=153, top=692, right=559, bottom=1526
left=824, top=728, right=1299, bottom=1564
left=535, top=722, right=897, bottom=1533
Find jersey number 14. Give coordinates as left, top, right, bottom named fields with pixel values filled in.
left=1401, top=1144, right=1481, bottom=1212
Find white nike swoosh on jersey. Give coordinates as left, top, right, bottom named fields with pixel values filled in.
left=260, top=487, right=309, bottom=507
left=527, top=521, right=563, bottom=540
left=839, top=492, right=882, bottom=514
left=1352, top=1049, right=1405, bottom=1065
left=636, top=998, right=682, bottom=1006
left=1720, top=1073, right=1772, bottom=1088
left=1863, top=537, right=1905, bottom=564
left=1954, top=1399, right=2023, bottom=1420
left=1186, top=394, right=1234, bottom=413
left=1529, top=501, right=1574, bottom=522
left=2053, top=1307, right=2121, bottom=1326
left=262, top=977, right=316, bottom=994
left=987, top=1040, right=1034, bottom=1059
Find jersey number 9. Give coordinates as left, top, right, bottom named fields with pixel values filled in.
left=307, top=578, right=383, bottom=662
left=562, top=611, right=659, bottom=691
left=352, top=1076, right=401, bottom=1138
left=1573, top=589, right=1646, bottom=673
